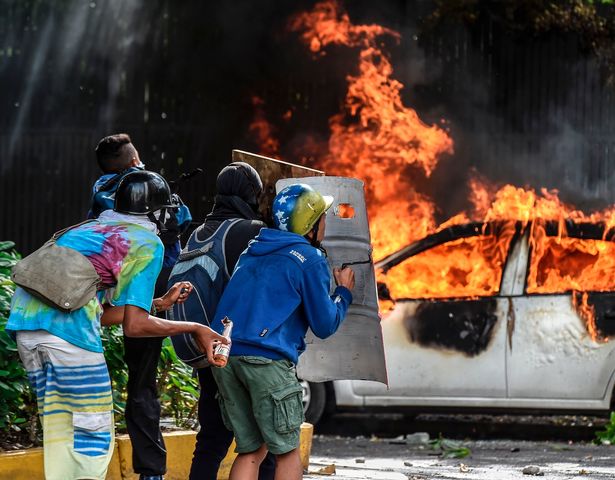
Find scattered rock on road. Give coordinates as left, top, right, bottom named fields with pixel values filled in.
left=522, top=465, right=544, bottom=476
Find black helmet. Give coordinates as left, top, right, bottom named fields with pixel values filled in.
left=114, top=171, right=174, bottom=214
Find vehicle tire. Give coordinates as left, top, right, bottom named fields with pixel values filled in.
left=300, top=379, right=327, bottom=425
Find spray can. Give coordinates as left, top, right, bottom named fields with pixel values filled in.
left=213, top=316, right=233, bottom=367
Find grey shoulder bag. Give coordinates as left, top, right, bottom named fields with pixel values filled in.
left=11, top=220, right=102, bottom=312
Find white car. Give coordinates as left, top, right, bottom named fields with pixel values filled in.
left=302, top=219, right=615, bottom=424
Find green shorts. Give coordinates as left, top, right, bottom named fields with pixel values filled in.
left=211, top=355, right=304, bottom=455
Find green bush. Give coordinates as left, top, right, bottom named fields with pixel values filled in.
left=103, top=328, right=199, bottom=431
left=0, top=241, right=37, bottom=436
left=102, top=325, right=129, bottom=429
left=595, top=411, right=615, bottom=445
left=157, top=337, right=199, bottom=428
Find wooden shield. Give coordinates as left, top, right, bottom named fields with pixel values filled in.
left=231, top=150, right=323, bottom=225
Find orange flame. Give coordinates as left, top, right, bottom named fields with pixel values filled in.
left=289, top=0, right=453, bottom=261
left=385, top=222, right=517, bottom=300
left=336, top=203, right=355, bottom=218
left=250, top=1, right=615, bottom=338
left=572, top=292, right=605, bottom=342
left=248, top=96, right=281, bottom=159
left=288, top=0, right=400, bottom=53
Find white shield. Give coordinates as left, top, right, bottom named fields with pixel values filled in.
left=277, top=176, right=387, bottom=384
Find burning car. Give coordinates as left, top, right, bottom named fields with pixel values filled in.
left=302, top=218, right=615, bottom=424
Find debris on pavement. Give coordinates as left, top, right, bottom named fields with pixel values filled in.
left=521, top=465, right=544, bottom=475
left=306, top=435, right=615, bottom=480
left=430, top=435, right=472, bottom=458
left=312, top=463, right=336, bottom=476
left=405, top=432, right=430, bottom=445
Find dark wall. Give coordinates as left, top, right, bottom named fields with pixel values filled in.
left=0, top=0, right=321, bottom=253
left=1, top=0, right=614, bottom=254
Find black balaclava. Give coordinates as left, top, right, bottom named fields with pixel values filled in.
left=206, top=162, right=263, bottom=222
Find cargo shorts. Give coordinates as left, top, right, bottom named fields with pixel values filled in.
left=211, top=355, right=304, bottom=455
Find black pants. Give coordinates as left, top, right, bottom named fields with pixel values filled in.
left=124, top=335, right=167, bottom=476
left=189, top=367, right=276, bottom=480
left=122, top=267, right=172, bottom=476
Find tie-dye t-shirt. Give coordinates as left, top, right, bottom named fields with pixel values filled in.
left=7, top=220, right=163, bottom=353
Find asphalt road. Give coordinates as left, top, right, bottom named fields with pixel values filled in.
left=304, top=413, right=615, bottom=479
left=315, top=413, right=610, bottom=442
left=306, top=436, right=614, bottom=479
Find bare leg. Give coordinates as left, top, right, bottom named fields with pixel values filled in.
left=230, top=444, right=269, bottom=480
left=274, top=448, right=302, bottom=480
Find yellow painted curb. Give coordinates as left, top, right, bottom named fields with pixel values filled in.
left=0, top=443, right=122, bottom=480
left=0, top=447, right=44, bottom=478
left=118, top=423, right=313, bottom=480
left=0, top=423, right=313, bottom=480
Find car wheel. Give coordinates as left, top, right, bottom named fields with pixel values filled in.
left=300, top=379, right=327, bottom=425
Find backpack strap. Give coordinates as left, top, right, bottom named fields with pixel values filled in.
left=218, top=219, right=243, bottom=278
left=177, top=219, right=243, bottom=275
left=177, top=242, right=214, bottom=262
left=50, top=220, right=97, bottom=242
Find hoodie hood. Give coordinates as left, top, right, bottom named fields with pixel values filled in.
left=216, top=162, right=263, bottom=202
left=247, top=228, right=309, bottom=257
left=205, top=162, right=264, bottom=223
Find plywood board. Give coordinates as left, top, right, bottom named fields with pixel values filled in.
left=231, top=150, right=324, bottom=224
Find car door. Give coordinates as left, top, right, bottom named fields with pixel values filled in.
left=506, top=224, right=615, bottom=407
left=351, top=223, right=516, bottom=405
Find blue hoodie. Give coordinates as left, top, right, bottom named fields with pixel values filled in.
left=212, top=227, right=353, bottom=364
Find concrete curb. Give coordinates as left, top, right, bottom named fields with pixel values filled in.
left=0, top=423, right=313, bottom=479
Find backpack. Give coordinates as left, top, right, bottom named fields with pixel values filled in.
left=167, top=219, right=242, bottom=368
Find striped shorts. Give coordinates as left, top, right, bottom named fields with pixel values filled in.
left=16, top=330, right=114, bottom=480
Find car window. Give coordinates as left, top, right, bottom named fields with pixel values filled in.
left=527, top=225, right=615, bottom=294
left=382, top=230, right=514, bottom=300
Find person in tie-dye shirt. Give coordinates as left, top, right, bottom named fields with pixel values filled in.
left=7, top=171, right=227, bottom=480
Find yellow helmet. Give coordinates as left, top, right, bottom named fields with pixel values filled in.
left=272, top=184, right=334, bottom=235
